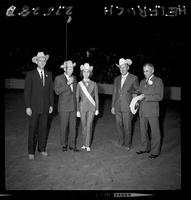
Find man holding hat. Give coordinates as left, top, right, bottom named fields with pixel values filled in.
left=136, top=63, right=164, bottom=158
left=54, top=60, right=80, bottom=152
left=24, top=52, right=54, bottom=160
left=111, top=58, right=139, bottom=151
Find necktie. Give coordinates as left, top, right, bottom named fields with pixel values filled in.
left=40, top=71, right=44, bottom=86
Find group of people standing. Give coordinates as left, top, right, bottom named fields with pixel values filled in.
left=24, top=51, right=164, bottom=160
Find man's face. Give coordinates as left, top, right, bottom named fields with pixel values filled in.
left=65, top=66, right=73, bottom=76
left=143, top=65, right=154, bottom=79
left=120, top=64, right=129, bottom=75
left=37, top=57, right=46, bottom=69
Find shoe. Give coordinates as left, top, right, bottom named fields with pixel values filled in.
left=62, top=146, right=67, bottom=152
left=73, top=148, right=80, bottom=152
left=86, top=147, right=91, bottom=152
left=69, top=146, right=74, bottom=150
left=149, top=154, right=159, bottom=159
left=136, top=150, right=150, bottom=155
left=28, top=154, right=34, bottom=160
left=81, top=145, right=86, bottom=150
left=41, top=152, right=48, bottom=156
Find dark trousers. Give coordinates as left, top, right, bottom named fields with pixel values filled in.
left=28, top=113, right=48, bottom=154
left=115, top=111, right=133, bottom=147
left=59, top=111, right=76, bottom=148
left=139, top=116, right=161, bottom=155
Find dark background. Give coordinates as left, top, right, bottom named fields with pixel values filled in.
left=2, top=0, right=189, bottom=85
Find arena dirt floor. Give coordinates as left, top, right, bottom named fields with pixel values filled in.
left=4, top=89, right=181, bottom=197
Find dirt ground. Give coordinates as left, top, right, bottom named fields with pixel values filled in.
left=3, top=89, right=181, bottom=196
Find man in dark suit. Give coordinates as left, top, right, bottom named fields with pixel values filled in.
left=24, top=52, right=54, bottom=160
left=54, top=60, right=79, bottom=152
left=111, top=58, right=139, bottom=151
left=136, top=63, right=164, bottom=158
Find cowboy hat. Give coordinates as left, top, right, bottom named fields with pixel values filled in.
left=116, top=58, right=132, bottom=67
left=129, top=95, right=143, bottom=114
left=60, top=60, right=76, bottom=69
left=32, top=52, right=49, bottom=64
left=80, top=63, right=93, bottom=71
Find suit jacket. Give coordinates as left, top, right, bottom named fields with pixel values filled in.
left=112, top=73, right=139, bottom=112
left=76, top=80, right=99, bottom=112
left=24, top=68, right=54, bottom=114
left=138, top=76, right=164, bottom=117
left=54, top=73, right=77, bottom=112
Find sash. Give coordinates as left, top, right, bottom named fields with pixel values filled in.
left=79, top=81, right=96, bottom=107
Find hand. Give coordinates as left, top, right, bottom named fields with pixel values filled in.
left=111, top=107, right=115, bottom=115
left=95, top=110, right=99, bottom=116
left=68, top=77, right=74, bottom=85
left=49, top=106, right=53, bottom=114
left=26, top=108, right=32, bottom=116
left=139, top=94, right=145, bottom=100
left=77, top=111, right=80, bottom=118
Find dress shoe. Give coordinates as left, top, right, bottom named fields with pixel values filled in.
left=73, top=148, right=80, bottom=152
left=28, top=154, right=34, bottom=160
left=149, top=154, right=159, bottom=159
left=86, top=147, right=91, bottom=152
left=136, top=150, right=150, bottom=155
left=41, top=152, right=48, bottom=156
left=81, top=145, right=86, bottom=150
left=69, top=146, right=74, bottom=150
left=69, top=146, right=80, bottom=152
left=62, top=146, right=67, bottom=152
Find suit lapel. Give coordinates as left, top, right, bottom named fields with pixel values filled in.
left=121, top=73, right=131, bottom=90
left=35, top=69, right=43, bottom=86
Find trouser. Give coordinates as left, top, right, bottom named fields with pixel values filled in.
left=80, top=110, right=94, bottom=147
left=28, top=113, right=48, bottom=154
left=59, top=111, right=76, bottom=148
left=139, top=116, right=161, bottom=155
left=115, top=111, right=133, bottom=147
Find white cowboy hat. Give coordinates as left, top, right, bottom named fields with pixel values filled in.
left=80, top=63, right=93, bottom=71
left=129, top=95, right=142, bottom=114
left=116, top=58, right=132, bottom=67
left=32, top=52, right=49, bottom=64
left=60, top=60, right=76, bottom=69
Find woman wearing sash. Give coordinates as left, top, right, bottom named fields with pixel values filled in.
left=76, top=63, right=99, bottom=151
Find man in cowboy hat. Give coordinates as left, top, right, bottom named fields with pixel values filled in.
left=54, top=60, right=80, bottom=152
left=136, top=63, right=164, bottom=158
left=24, top=51, right=54, bottom=160
left=111, top=58, right=139, bottom=151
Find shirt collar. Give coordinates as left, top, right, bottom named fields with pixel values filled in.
left=64, top=73, right=70, bottom=80
left=37, top=67, right=44, bottom=74
left=122, top=72, right=129, bottom=78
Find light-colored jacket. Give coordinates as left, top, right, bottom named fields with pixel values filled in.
left=76, top=80, right=99, bottom=112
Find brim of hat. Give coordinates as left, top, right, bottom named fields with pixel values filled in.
left=60, top=64, right=76, bottom=68
left=32, top=55, right=49, bottom=63
left=116, top=62, right=131, bottom=67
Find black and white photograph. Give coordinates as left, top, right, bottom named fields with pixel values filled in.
left=2, top=0, right=187, bottom=198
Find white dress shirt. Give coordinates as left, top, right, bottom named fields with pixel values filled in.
left=121, top=72, right=129, bottom=88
